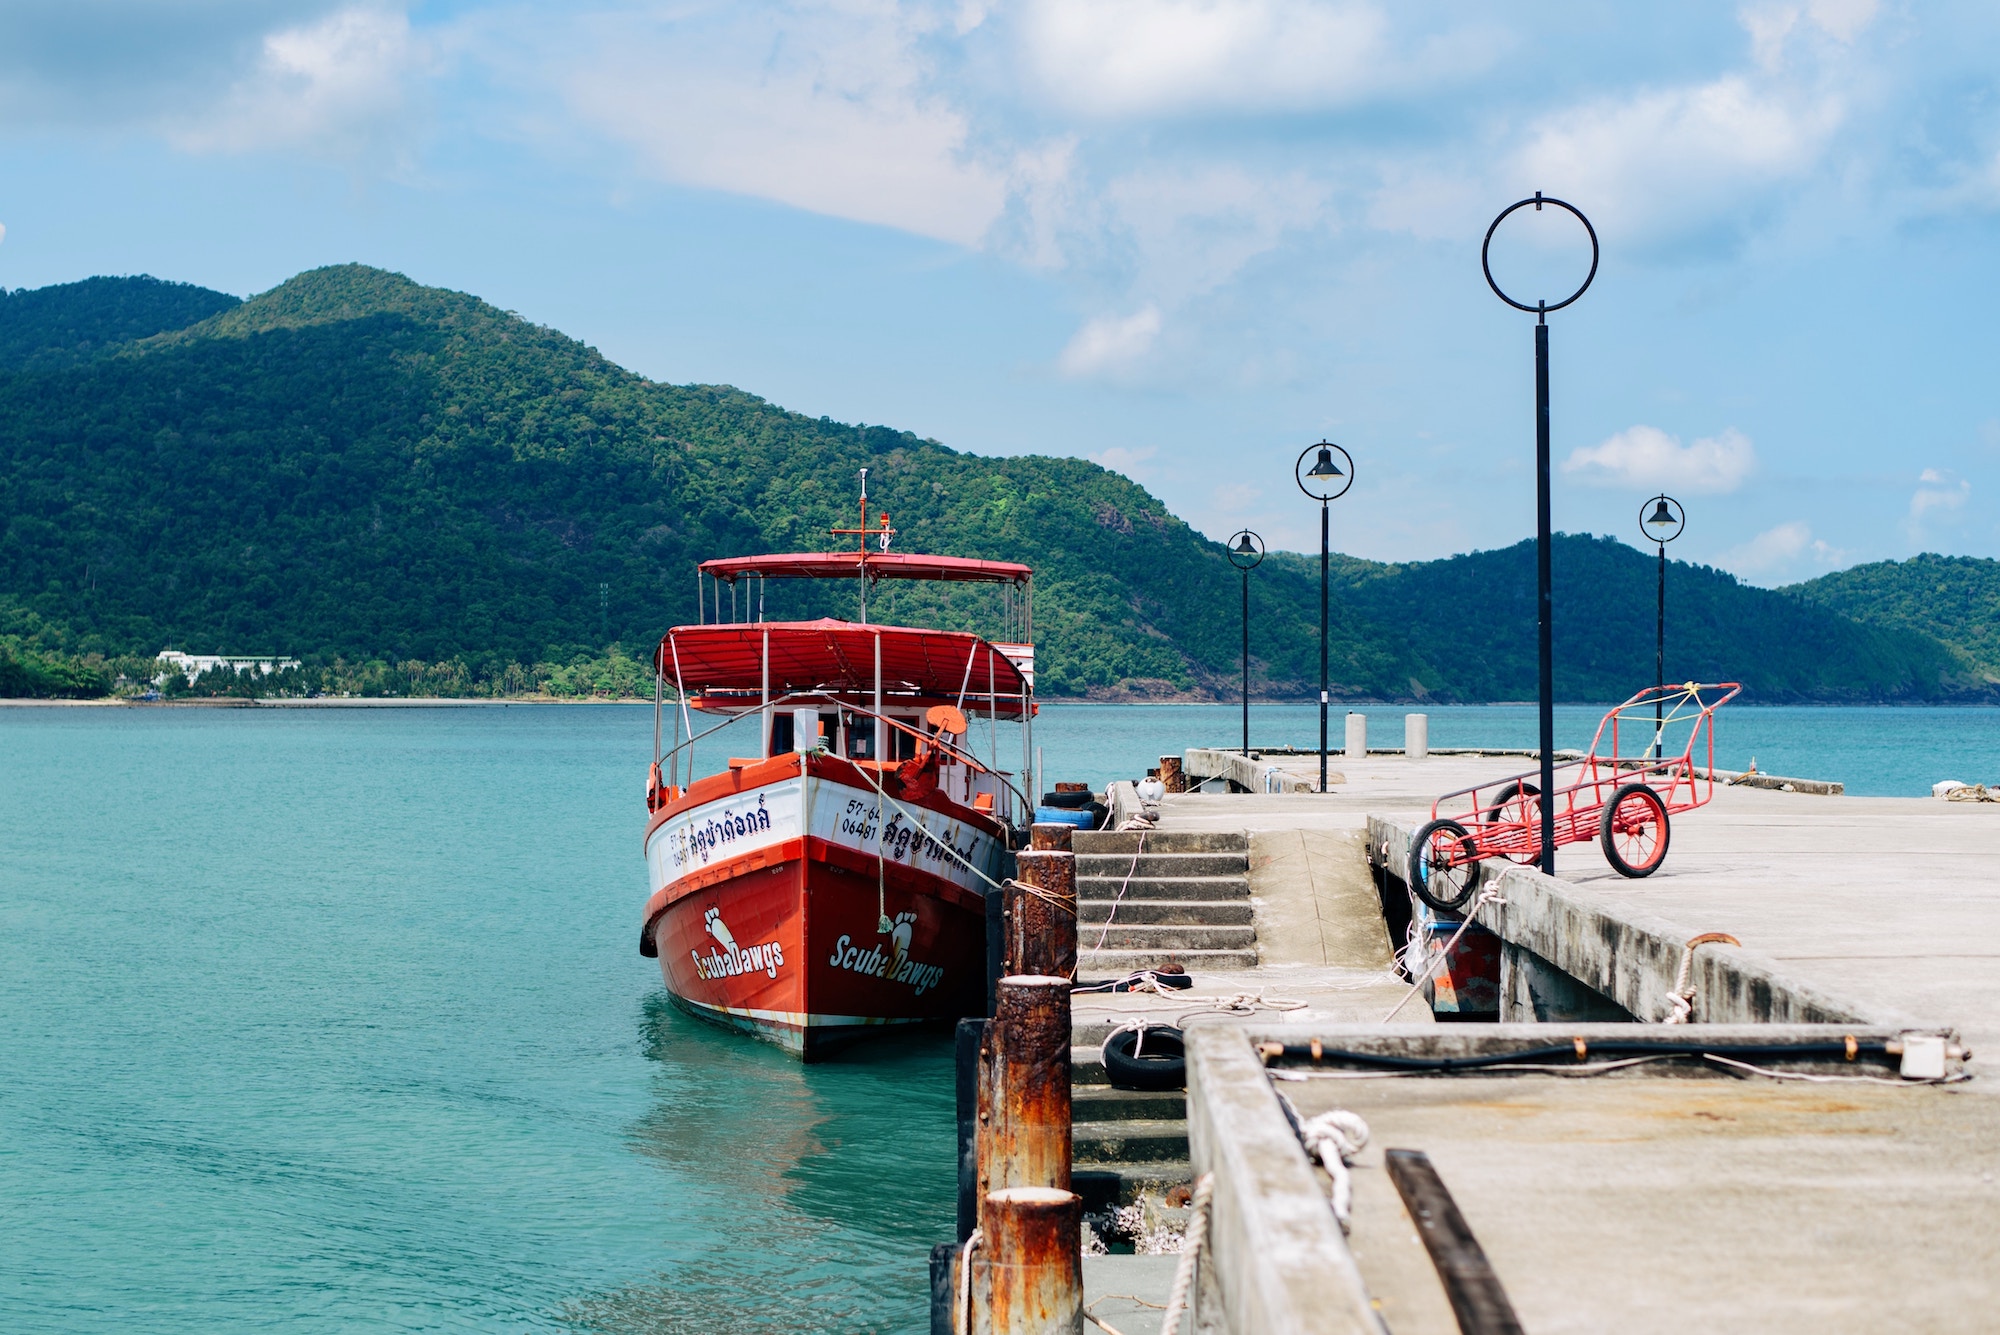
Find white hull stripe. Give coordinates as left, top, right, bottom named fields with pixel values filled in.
left=673, top=997, right=931, bottom=1029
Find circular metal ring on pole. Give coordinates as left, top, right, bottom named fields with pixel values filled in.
left=1482, top=192, right=1599, bottom=316
left=1295, top=441, right=1355, bottom=503
left=1639, top=494, right=1685, bottom=544
left=1226, top=529, right=1266, bottom=570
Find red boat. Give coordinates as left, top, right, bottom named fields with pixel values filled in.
left=640, top=479, right=1036, bottom=1058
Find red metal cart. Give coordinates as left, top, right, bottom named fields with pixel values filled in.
left=1409, top=682, right=1740, bottom=912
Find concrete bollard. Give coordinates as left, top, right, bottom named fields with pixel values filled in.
left=1008, top=851, right=1078, bottom=981
left=1028, top=822, right=1074, bottom=853
left=1406, top=712, right=1429, bottom=761
left=1159, top=754, right=1186, bottom=793
left=976, top=975, right=1072, bottom=1208
left=976, top=1186, right=1084, bottom=1335
left=1345, top=711, right=1367, bottom=761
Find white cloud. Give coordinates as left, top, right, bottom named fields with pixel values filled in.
left=1717, top=520, right=1844, bottom=584
left=1910, top=468, right=1970, bottom=522
left=1091, top=444, right=1157, bottom=477
left=546, top=4, right=1010, bottom=248
left=1059, top=306, right=1162, bottom=378
left=1511, top=74, right=1842, bottom=241
left=1562, top=425, right=1756, bottom=493
left=1024, top=0, right=1377, bottom=117
left=168, top=4, right=423, bottom=158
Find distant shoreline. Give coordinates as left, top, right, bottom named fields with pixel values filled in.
left=0, top=696, right=653, bottom=708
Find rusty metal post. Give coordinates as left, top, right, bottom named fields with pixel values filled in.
left=976, top=975, right=1072, bottom=1207
left=1159, top=754, right=1186, bottom=793
left=1028, top=822, right=1073, bottom=852
left=1007, top=851, right=1077, bottom=981
left=974, top=1186, right=1084, bottom=1335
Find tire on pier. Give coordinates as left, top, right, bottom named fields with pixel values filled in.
left=1409, top=818, right=1479, bottom=914
left=1102, top=1025, right=1186, bottom=1091
left=1599, top=782, right=1670, bottom=878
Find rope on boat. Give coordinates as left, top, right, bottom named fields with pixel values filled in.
left=1157, top=1173, right=1213, bottom=1335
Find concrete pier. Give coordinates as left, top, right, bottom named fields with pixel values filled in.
left=1066, top=747, right=1998, bottom=1333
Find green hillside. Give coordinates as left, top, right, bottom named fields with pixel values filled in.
left=0, top=265, right=1980, bottom=704
left=1787, top=554, right=2000, bottom=683
left=0, top=276, right=239, bottom=372
left=1318, top=536, right=1974, bottom=703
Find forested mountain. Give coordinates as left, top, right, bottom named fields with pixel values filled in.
left=0, top=276, right=240, bottom=372
left=1787, top=555, right=2000, bottom=683
left=0, top=265, right=1982, bottom=703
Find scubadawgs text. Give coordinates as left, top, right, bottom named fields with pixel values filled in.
left=692, top=940, right=785, bottom=980
left=829, top=933, right=944, bottom=996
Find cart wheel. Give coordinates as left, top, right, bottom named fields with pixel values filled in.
left=1485, top=782, right=1542, bottom=864
left=1409, top=818, right=1479, bottom=913
left=1599, top=782, right=1670, bottom=878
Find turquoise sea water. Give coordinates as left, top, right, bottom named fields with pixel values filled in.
left=5, top=700, right=1997, bottom=1331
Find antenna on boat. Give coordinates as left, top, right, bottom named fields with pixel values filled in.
left=830, top=467, right=896, bottom=625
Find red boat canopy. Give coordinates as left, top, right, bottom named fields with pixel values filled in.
left=699, top=552, right=1031, bottom=585
left=658, top=620, right=1030, bottom=705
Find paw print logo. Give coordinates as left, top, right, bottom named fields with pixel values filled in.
left=703, top=906, right=739, bottom=955
left=888, top=910, right=916, bottom=976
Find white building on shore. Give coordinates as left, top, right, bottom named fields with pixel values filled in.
left=157, top=649, right=302, bottom=682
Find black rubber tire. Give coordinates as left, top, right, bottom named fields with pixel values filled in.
left=1599, top=782, right=1671, bottom=878
left=1409, top=818, right=1479, bottom=913
left=1485, top=782, right=1543, bottom=864
left=1040, top=790, right=1096, bottom=809
left=1102, top=1026, right=1187, bottom=1091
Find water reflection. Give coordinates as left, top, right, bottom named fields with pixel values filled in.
left=557, top=994, right=955, bottom=1334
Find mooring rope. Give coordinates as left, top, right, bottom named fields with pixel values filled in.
left=1088, top=830, right=1148, bottom=958
left=1661, top=931, right=1741, bottom=1023
left=1382, top=885, right=1505, bottom=1022
left=952, top=1227, right=981, bottom=1335
left=1157, top=1172, right=1213, bottom=1335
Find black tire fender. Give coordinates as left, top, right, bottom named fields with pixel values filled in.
left=1102, top=1025, right=1187, bottom=1091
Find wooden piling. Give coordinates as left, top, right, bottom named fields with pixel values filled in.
left=977, top=1187, right=1084, bottom=1335
left=1159, top=754, right=1186, bottom=793
left=1007, top=851, right=1077, bottom=981
left=1028, top=822, right=1074, bottom=852
left=976, top=975, right=1072, bottom=1206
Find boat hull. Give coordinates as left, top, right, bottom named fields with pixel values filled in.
left=642, top=756, right=1001, bottom=1058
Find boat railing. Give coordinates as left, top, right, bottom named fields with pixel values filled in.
left=655, top=688, right=1031, bottom=826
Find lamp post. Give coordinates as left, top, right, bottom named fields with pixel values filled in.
left=1483, top=192, right=1598, bottom=876
left=1640, top=495, right=1685, bottom=759
left=1227, top=530, right=1265, bottom=755
left=1295, top=442, right=1354, bottom=793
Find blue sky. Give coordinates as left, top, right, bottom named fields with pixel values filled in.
left=2, top=1, right=1998, bottom=585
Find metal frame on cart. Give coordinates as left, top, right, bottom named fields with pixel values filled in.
left=1409, top=682, right=1741, bottom=911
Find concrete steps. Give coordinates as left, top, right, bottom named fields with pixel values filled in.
left=1073, top=830, right=1258, bottom=975
left=1075, top=875, right=1250, bottom=901
left=1076, top=900, right=1254, bottom=927
left=1072, top=1049, right=1190, bottom=1209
